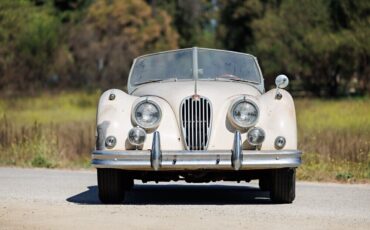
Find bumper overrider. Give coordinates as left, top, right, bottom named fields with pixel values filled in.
left=92, top=131, right=302, bottom=171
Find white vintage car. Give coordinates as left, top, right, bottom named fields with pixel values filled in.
left=92, top=47, right=302, bottom=204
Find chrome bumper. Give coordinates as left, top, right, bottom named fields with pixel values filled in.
left=92, top=131, right=302, bottom=171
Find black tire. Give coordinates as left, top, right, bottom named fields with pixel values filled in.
left=270, top=168, right=296, bottom=203
left=97, top=169, right=133, bottom=204
left=123, top=177, right=134, bottom=191
left=259, top=177, right=271, bottom=191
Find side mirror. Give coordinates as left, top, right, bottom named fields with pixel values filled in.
left=274, top=74, right=289, bottom=100
left=275, top=74, right=289, bottom=89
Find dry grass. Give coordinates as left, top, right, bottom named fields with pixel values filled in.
left=0, top=117, right=95, bottom=168
left=0, top=91, right=98, bottom=168
left=296, top=98, right=370, bottom=182
left=0, top=92, right=369, bottom=182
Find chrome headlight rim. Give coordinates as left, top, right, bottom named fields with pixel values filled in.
left=132, top=99, right=162, bottom=130
left=228, top=98, right=259, bottom=129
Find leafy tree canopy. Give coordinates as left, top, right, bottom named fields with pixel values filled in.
left=67, top=0, right=178, bottom=89
left=0, top=0, right=61, bottom=91
left=217, top=0, right=370, bottom=96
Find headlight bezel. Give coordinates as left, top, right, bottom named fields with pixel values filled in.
left=132, top=99, right=162, bottom=130
left=228, top=98, right=259, bottom=129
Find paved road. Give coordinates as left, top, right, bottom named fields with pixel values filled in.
left=0, top=167, right=369, bottom=230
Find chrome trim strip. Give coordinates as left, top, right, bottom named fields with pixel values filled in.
left=193, top=47, right=198, bottom=95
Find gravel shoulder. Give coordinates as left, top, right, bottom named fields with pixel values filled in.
left=0, top=167, right=369, bottom=230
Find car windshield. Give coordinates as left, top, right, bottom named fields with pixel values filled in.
left=129, top=48, right=262, bottom=86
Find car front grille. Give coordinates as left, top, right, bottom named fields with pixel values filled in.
left=180, top=96, right=212, bottom=150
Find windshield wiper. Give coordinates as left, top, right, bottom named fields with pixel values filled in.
left=134, top=79, right=162, bottom=86
left=134, top=77, right=178, bottom=86
left=215, top=75, right=257, bottom=84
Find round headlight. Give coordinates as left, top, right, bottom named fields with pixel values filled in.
left=230, top=100, right=259, bottom=128
left=133, top=101, right=161, bottom=129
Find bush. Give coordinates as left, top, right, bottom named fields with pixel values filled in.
left=0, top=0, right=61, bottom=92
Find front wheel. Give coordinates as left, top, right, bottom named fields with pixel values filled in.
left=259, top=177, right=271, bottom=191
left=270, top=168, right=296, bottom=203
left=97, top=169, right=133, bottom=204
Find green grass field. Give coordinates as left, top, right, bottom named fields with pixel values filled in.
left=0, top=91, right=99, bottom=168
left=0, top=91, right=99, bottom=124
left=0, top=92, right=369, bottom=182
left=296, top=99, right=370, bottom=182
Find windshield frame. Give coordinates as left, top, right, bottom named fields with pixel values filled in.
left=127, top=47, right=265, bottom=94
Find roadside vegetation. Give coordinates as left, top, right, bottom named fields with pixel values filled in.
left=1, top=0, right=369, bottom=96
left=296, top=98, right=370, bottom=182
left=0, top=91, right=98, bottom=169
left=0, top=1, right=369, bottom=183
left=0, top=92, right=369, bottom=182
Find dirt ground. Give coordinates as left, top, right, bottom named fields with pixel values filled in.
left=1, top=168, right=369, bottom=230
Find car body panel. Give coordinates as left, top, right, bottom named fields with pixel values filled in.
left=96, top=86, right=297, bottom=152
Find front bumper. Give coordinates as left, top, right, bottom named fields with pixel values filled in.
left=92, top=131, right=302, bottom=171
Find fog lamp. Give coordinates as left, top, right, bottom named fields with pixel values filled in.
left=275, top=136, right=286, bottom=149
left=128, top=127, right=146, bottom=146
left=247, top=127, right=265, bottom=146
left=105, top=136, right=117, bottom=149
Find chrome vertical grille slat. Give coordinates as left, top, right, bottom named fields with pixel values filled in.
left=195, top=99, right=198, bottom=150
left=183, top=101, right=190, bottom=148
left=180, top=96, right=212, bottom=150
left=191, top=99, right=194, bottom=148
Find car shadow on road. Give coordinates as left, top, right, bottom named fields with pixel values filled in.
left=66, top=184, right=273, bottom=205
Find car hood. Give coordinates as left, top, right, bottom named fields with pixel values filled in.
left=131, top=81, right=262, bottom=116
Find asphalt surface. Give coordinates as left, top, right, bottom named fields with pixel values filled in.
left=0, top=167, right=369, bottom=230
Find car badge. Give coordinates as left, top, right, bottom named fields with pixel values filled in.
left=192, top=94, right=200, bottom=100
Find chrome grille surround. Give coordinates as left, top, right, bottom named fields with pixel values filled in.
left=180, top=95, right=212, bottom=150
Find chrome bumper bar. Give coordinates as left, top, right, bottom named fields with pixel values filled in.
left=92, top=131, right=302, bottom=171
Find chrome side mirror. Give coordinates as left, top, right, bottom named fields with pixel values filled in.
left=275, top=74, right=289, bottom=89
left=275, top=74, right=289, bottom=99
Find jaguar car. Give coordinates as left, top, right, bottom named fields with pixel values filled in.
left=92, top=47, right=302, bottom=204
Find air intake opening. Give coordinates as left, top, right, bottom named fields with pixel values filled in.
left=180, top=96, right=212, bottom=150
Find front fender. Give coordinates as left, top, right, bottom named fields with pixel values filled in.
left=208, top=89, right=297, bottom=150
left=96, top=89, right=138, bottom=150
left=257, top=89, right=297, bottom=150
left=96, top=89, right=183, bottom=151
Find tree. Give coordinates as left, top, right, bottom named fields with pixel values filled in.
left=148, top=0, right=217, bottom=48
left=0, top=0, right=61, bottom=92
left=66, top=0, right=178, bottom=89
left=217, top=0, right=263, bottom=52
left=251, top=0, right=370, bottom=96
left=327, top=0, right=370, bottom=95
